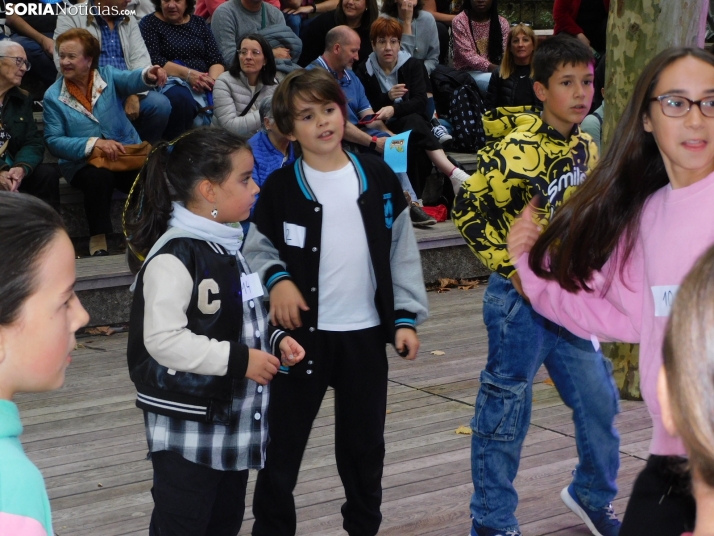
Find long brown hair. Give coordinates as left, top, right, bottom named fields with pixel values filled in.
left=529, top=47, right=714, bottom=292
left=335, top=0, right=379, bottom=27
left=664, top=244, right=714, bottom=487
left=500, top=23, right=536, bottom=79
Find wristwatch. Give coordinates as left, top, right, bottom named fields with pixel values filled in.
left=311, top=3, right=317, bottom=12
left=368, top=135, right=377, bottom=150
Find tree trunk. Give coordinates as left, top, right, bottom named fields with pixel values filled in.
left=601, top=0, right=708, bottom=400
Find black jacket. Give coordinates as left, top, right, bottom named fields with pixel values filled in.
left=485, top=66, right=539, bottom=110
left=247, top=152, right=428, bottom=378
left=355, top=56, right=430, bottom=121
left=128, top=236, right=283, bottom=424
left=298, top=11, right=373, bottom=69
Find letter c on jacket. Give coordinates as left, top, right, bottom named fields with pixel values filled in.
left=198, top=279, right=221, bottom=314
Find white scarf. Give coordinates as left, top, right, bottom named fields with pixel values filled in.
left=168, top=201, right=244, bottom=255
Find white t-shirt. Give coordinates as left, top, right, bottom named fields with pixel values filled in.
left=303, top=161, right=380, bottom=331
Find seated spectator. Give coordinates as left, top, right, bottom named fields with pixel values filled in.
left=140, top=0, right=225, bottom=140
left=0, top=41, right=61, bottom=211
left=380, top=0, right=438, bottom=76
left=195, top=0, right=280, bottom=23
left=44, top=29, right=166, bottom=256
left=553, top=0, right=609, bottom=58
left=485, top=22, right=538, bottom=109
left=356, top=18, right=468, bottom=199
left=212, top=33, right=277, bottom=137
left=422, top=0, right=460, bottom=65
left=298, top=0, right=378, bottom=69
left=54, top=0, right=171, bottom=144
left=247, top=97, right=296, bottom=196
left=128, top=0, right=157, bottom=20
left=5, top=0, right=73, bottom=92
left=212, top=0, right=302, bottom=73
left=452, top=0, right=508, bottom=94
left=580, top=57, right=605, bottom=152
left=281, top=0, right=338, bottom=38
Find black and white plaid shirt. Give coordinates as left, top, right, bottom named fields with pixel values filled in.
left=144, top=251, right=273, bottom=471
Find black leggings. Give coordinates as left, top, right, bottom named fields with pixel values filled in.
left=620, top=455, right=696, bottom=535
left=389, top=113, right=442, bottom=198
left=70, top=165, right=139, bottom=236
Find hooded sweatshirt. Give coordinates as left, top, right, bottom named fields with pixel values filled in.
left=0, top=400, right=52, bottom=536
left=516, top=170, right=714, bottom=457
left=453, top=107, right=597, bottom=278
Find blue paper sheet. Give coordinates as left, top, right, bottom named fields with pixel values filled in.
left=383, top=130, right=411, bottom=173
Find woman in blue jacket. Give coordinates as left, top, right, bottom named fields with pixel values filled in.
left=43, top=29, right=166, bottom=256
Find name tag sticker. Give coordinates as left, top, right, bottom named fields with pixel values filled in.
left=652, top=285, right=679, bottom=317
left=283, top=222, right=306, bottom=248
left=241, top=272, right=264, bottom=302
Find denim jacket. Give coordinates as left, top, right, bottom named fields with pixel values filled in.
left=43, top=66, right=152, bottom=182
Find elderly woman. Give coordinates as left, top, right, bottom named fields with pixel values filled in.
left=212, top=34, right=278, bottom=137
left=139, top=0, right=225, bottom=140
left=0, top=40, right=61, bottom=212
left=298, top=0, right=378, bottom=68
left=43, top=29, right=166, bottom=256
left=355, top=17, right=469, bottom=201
left=485, top=22, right=539, bottom=109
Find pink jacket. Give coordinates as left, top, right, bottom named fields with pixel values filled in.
left=517, top=171, right=714, bottom=456
left=452, top=12, right=509, bottom=72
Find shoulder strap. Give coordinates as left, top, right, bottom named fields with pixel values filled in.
left=239, top=88, right=262, bottom=116
left=261, top=3, right=266, bottom=29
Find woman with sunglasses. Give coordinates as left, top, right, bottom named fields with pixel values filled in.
left=484, top=22, right=539, bottom=110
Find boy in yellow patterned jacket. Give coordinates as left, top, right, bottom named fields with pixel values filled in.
left=453, top=35, right=622, bottom=536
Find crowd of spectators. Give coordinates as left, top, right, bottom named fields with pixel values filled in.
left=0, top=0, right=606, bottom=254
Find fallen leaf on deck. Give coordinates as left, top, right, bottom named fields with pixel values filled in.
left=458, top=284, right=475, bottom=290
left=385, top=410, right=392, bottom=414
left=84, top=326, right=115, bottom=336
left=455, top=425, right=472, bottom=435
left=439, top=277, right=459, bottom=288
left=430, top=350, right=446, bottom=356
left=97, top=483, right=103, bottom=488
left=543, top=377, right=555, bottom=386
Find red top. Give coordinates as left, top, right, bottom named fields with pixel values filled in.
left=553, top=0, right=610, bottom=37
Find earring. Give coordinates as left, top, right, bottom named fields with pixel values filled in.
left=211, top=206, right=218, bottom=218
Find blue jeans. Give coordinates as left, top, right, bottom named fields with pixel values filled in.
left=131, top=91, right=171, bottom=145
left=11, top=34, right=57, bottom=88
left=468, top=71, right=491, bottom=96
left=471, top=273, right=620, bottom=532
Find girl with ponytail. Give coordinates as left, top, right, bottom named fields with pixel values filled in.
left=123, top=126, right=304, bottom=534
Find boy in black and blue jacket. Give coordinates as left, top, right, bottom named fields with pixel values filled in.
left=243, top=68, right=429, bottom=536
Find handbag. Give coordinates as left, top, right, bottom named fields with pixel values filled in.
left=87, top=141, right=152, bottom=172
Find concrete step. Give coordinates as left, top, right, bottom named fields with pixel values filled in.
left=75, top=221, right=489, bottom=326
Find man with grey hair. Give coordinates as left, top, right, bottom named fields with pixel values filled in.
left=247, top=97, right=296, bottom=195
left=0, top=41, right=60, bottom=210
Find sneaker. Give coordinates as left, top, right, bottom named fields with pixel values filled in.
left=471, top=525, right=522, bottom=536
left=560, top=484, right=621, bottom=536
left=410, top=203, right=437, bottom=227
left=431, top=118, right=453, bottom=145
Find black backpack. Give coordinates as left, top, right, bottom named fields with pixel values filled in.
left=430, top=65, right=487, bottom=153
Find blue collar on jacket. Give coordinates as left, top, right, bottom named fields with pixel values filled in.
left=293, top=152, right=367, bottom=201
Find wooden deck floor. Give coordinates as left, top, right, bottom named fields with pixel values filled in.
left=16, top=285, right=650, bottom=536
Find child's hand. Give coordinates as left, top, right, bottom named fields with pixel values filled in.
left=507, top=198, right=542, bottom=262
left=279, top=336, right=306, bottom=366
left=246, top=348, right=280, bottom=385
left=395, top=328, right=420, bottom=360
left=270, top=280, right=309, bottom=330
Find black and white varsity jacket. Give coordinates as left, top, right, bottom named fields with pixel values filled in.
left=243, top=152, right=429, bottom=378
left=127, top=233, right=286, bottom=424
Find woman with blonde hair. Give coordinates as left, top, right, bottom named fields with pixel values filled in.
left=485, top=22, right=539, bottom=109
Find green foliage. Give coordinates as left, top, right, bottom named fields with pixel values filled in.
left=601, top=343, right=642, bottom=401
left=500, top=1, right=554, bottom=29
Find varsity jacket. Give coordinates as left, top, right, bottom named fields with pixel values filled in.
left=244, top=152, right=429, bottom=378
left=453, top=106, right=598, bottom=278
left=127, top=230, right=286, bottom=424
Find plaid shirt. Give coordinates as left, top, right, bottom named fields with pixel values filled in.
left=144, top=250, right=273, bottom=471
left=95, top=7, right=129, bottom=70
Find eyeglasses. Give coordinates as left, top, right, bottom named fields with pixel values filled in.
left=375, top=38, right=400, bottom=47
left=510, top=21, right=532, bottom=27
left=650, top=95, right=714, bottom=118
left=0, top=56, right=31, bottom=70
left=238, top=49, right=263, bottom=57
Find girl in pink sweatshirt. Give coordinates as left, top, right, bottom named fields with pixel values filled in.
left=508, top=47, right=714, bottom=536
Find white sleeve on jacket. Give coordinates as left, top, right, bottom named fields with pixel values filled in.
left=143, top=254, right=233, bottom=375
left=390, top=207, right=429, bottom=325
